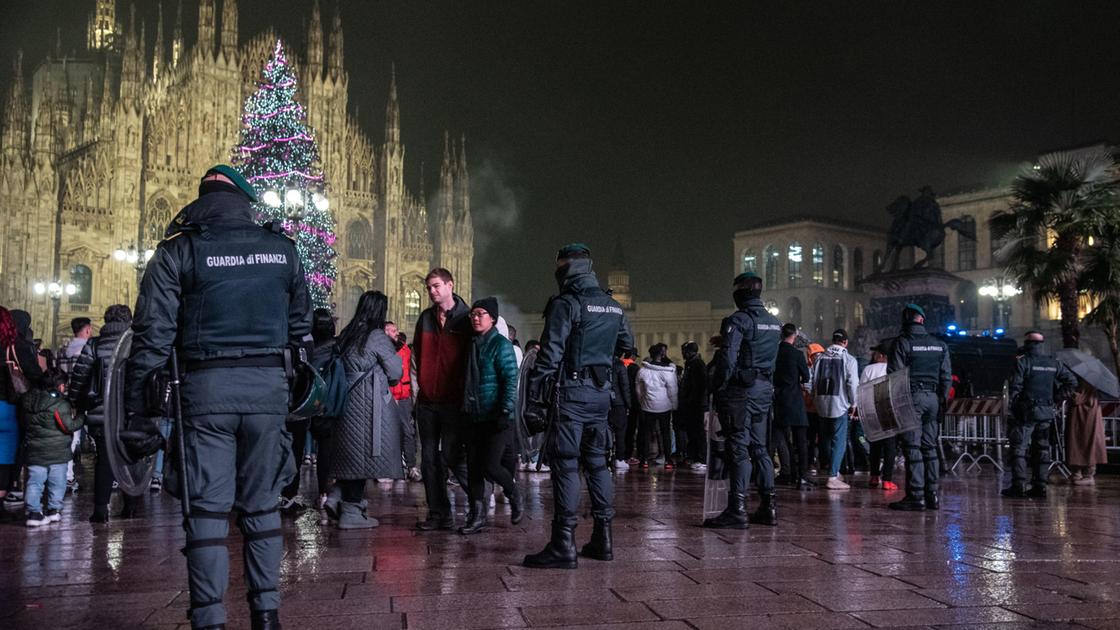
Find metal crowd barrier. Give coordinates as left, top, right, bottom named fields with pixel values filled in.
left=940, top=397, right=1008, bottom=473
left=1101, top=401, right=1120, bottom=455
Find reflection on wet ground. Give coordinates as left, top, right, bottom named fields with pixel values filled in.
left=2, top=467, right=1119, bottom=628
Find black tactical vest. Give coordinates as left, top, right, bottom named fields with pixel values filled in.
left=726, top=304, right=782, bottom=376
left=904, top=330, right=946, bottom=387
left=559, top=288, right=626, bottom=372
left=179, top=225, right=298, bottom=355
left=1019, top=354, right=1060, bottom=404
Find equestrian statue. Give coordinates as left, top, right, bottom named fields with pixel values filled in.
left=879, top=186, right=975, bottom=272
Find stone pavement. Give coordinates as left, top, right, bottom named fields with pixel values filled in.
left=2, top=466, right=1119, bottom=629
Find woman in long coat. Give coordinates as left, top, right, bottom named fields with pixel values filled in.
left=1066, top=379, right=1107, bottom=485
left=327, top=291, right=403, bottom=529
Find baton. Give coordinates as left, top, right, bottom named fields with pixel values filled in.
left=169, top=349, right=191, bottom=518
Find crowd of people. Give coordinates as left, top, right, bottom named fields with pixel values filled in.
left=0, top=164, right=1113, bottom=629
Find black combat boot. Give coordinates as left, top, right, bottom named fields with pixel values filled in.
left=89, top=505, right=110, bottom=523
left=416, top=515, right=455, bottom=531
left=889, top=494, right=926, bottom=511
left=796, top=477, right=816, bottom=491
left=703, top=493, right=749, bottom=529
left=924, top=491, right=939, bottom=510
left=509, top=485, right=524, bottom=525
left=1000, top=484, right=1028, bottom=498
left=250, top=609, right=280, bottom=630
left=459, top=501, right=488, bottom=535
left=523, top=520, right=578, bottom=569
left=748, top=493, right=778, bottom=526
left=1026, top=484, right=1047, bottom=499
left=580, top=518, right=613, bottom=561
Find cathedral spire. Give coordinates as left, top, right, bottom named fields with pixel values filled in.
left=81, top=75, right=96, bottom=143
left=384, top=64, right=399, bottom=146
left=306, top=0, right=323, bottom=78
left=138, top=21, right=147, bottom=79
left=220, top=0, right=239, bottom=59
left=327, top=0, right=344, bottom=76
left=171, top=0, right=184, bottom=67
left=33, top=74, right=54, bottom=157
left=454, top=134, right=470, bottom=219
left=2, top=50, right=28, bottom=156
left=152, top=2, right=165, bottom=81
left=198, top=0, right=216, bottom=57
left=87, top=0, right=118, bottom=52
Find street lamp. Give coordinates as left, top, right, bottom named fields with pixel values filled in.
left=31, top=278, right=77, bottom=348
left=262, top=187, right=328, bottom=221
left=978, top=276, right=1022, bottom=330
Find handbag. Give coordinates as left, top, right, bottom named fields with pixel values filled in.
left=5, top=345, right=30, bottom=397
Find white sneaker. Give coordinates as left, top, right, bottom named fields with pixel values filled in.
left=495, top=489, right=508, bottom=504
left=407, top=467, right=422, bottom=482
left=26, top=512, right=48, bottom=527
left=691, top=462, right=707, bottom=471
left=538, top=464, right=550, bottom=473
left=826, top=476, right=850, bottom=490
left=615, top=459, right=630, bottom=471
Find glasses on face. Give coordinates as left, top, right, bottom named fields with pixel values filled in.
left=469, top=311, right=489, bottom=320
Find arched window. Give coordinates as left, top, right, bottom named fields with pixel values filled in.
left=811, top=242, right=825, bottom=287
left=144, top=196, right=174, bottom=245
left=740, top=248, right=758, bottom=274
left=786, top=297, right=802, bottom=326
left=873, top=249, right=883, bottom=272
left=788, top=241, right=803, bottom=288
left=813, top=296, right=825, bottom=340
left=832, top=245, right=845, bottom=288
left=990, top=217, right=1012, bottom=267
left=346, top=219, right=374, bottom=260
left=833, top=298, right=846, bottom=331
left=764, top=245, right=779, bottom=289
left=854, top=302, right=865, bottom=327
left=853, top=248, right=864, bottom=282
left=958, top=216, right=976, bottom=271
left=958, top=280, right=978, bottom=329
left=405, top=289, right=421, bottom=319
left=69, top=264, right=92, bottom=305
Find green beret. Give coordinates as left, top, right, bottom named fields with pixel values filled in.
left=204, top=164, right=258, bottom=202
left=557, top=243, right=592, bottom=259
left=733, top=272, right=760, bottom=285
left=903, top=303, right=925, bottom=317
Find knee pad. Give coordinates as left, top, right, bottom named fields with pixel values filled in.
left=182, top=510, right=230, bottom=556
left=237, top=507, right=282, bottom=542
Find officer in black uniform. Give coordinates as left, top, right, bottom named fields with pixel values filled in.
left=703, top=272, right=782, bottom=529
left=523, top=243, right=634, bottom=569
left=125, top=165, right=312, bottom=630
left=1002, top=331, right=1077, bottom=499
left=887, top=304, right=951, bottom=511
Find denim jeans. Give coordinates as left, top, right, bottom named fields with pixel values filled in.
left=26, top=463, right=67, bottom=513
left=825, top=414, right=849, bottom=477
left=152, top=418, right=173, bottom=480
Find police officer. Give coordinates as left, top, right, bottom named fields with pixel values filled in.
left=887, top=304, right=951, bottom=511
left=125, top=165, right=312, bottom=630
left=1002, top=331, right=1077, bottom=499
left=703, top=272, right=782, bottom=529
left=523, top=243, right=634, bottom=569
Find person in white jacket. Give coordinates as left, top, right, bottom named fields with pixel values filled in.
left=811, top=329, right=860, bottom=489
left=635, top=344, right=679, bottom=469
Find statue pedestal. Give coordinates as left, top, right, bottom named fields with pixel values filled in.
left=858, top=268, right=963, bottom=349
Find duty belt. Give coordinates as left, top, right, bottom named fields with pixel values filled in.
left=184, top=355, right=285, bottom=372
left=910, top=382, right=937, bottom=392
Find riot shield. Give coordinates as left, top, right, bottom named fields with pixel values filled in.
left=857, top=367, right=921, bottom=442
left=702, top=408, right=730, bottom=522
left=102, top=329, right=157, bottom=496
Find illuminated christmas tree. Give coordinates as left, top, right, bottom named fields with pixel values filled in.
left=233, top=39, right=337, bottom=308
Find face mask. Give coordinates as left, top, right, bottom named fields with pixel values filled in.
left=733, top=288, right=756, bottom=309
left=554, top=264, right=570, bottom=290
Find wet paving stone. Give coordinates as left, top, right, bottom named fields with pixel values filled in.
left=0, top=467, right=1117, bottom=628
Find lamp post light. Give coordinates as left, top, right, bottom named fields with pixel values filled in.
left=114, top=242, right=156, bottom=300
left=978, top=277, right=1022, bottom=330
left=31, top=279, right=77, bottom=349
left=262, top=187, right=328, bottom=221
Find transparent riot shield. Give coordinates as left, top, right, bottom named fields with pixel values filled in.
left=857, top=367, right=921, bottom=442
left=702, top=408, right=730, bottom=522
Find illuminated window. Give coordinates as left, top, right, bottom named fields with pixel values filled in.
left=811, top=243, right=824, bottom=287
left=346, top=219, right=374, bottom=259
left=788, top=242, right=803, bottom=288
left=70, top=265, right=92, bottom=305
left=833, top=298, right=846, bottom=331
left=405, top=289, right=421, bottom=319
left=832, top=245, right=845, bottom=288
left=764, top=245, right=779, bottom=288
left=741, top=248, right=758, bottom=274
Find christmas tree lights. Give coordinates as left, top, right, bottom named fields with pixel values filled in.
left=232, top=39, right=338, bottom=308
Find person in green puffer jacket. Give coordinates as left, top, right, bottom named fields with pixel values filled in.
left=21, top=370, right=83, bottom=526
left=460, top=297, right=523, bottom=535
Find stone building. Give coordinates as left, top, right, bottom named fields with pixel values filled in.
left=0, top=0, right=473, bottom=347
left=732, top=217, right=888, bottom=342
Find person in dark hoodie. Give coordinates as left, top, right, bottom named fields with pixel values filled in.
left=22, top=369, right=82, bottom=526
left=124, top=165, right=312, bottom=630
left=69, top=304, right=140, bottom=523
left=5, top=309, right=44, bottom=501
left=678, top=341, right=708, bottom=469
left=459, top=297, right=523, bottom=535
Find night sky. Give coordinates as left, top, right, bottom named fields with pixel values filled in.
left=4, top=1, right=1120, bottom=333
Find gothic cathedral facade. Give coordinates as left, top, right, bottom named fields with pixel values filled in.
left=0, top=0, right=474, bottom=345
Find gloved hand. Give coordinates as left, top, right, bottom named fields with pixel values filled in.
left=523, top=403, right=549, bottom=435
left=120, top=414, right=166, bottom=463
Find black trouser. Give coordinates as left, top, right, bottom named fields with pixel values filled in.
left=1010, top=417, right=1052, bottom=487
left=338, top=478, right=365, bottom=502
left=397, top=398, right=417, bottom=469
left=608, top=405, right=628, bottom=460
left=93, top=430, right=115, bottom=507
left=281, top=419, right=310, bottom=500
left=679, top=407, right=706, bottom=462
left=774, top=425, right=809, bottom=480
left=416, top=402, right=470, bottom=517
left=806, top=412, right=823, bottom=469
left=869, top=436, right=897, bottom=482
left=467, top=422, right=517, bottom=505
left=639, top=410, right=672, bottom=463
left=312, top=434, right=332, bottom=495
left=623, top=406, right=641, bottom=460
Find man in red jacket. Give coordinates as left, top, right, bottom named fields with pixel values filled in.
left=412, top=268, right=473, bottom=531
left=385, top=322, right=420, bottom=482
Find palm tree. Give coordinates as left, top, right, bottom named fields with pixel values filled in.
left=990, top=148, right=1120, bottom=349
left=1083, top=222, right=1120, bottom=375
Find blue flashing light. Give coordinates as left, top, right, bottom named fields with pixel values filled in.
left=994, top=328, right=1006, bottom=336
left=957, top=330, right=968, bottom=336
left=947, top=324, right=958, bottom=332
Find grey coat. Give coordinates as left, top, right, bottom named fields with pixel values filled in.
left=329, top=331, right=404, bottom=480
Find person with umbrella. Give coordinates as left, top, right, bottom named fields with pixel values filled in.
left=1002, top=331, right=1077, bottom=499
left=1054, top=347, right=1118, bottom=486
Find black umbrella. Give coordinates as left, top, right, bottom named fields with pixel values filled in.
left=1055, top=349, right=1119, bottom=398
